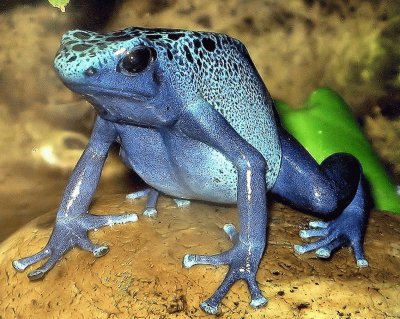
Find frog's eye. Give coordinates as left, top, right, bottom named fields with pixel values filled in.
left=117, top=46, right=155, bottom=75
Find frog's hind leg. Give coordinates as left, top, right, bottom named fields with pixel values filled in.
left=126, top=188, right=160, bottom=217
left=126, top=188, right=192, bottom=217
left=271, top=129, right=370, bottom=267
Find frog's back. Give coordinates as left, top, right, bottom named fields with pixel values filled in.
left=143, top=28, right=282, bottom=188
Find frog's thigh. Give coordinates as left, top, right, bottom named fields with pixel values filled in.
left=271, top=129, right=360, bottom=214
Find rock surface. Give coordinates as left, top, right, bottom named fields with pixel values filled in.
left=0, top=195, right=399, bottom=318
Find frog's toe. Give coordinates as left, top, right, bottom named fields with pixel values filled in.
left=299, top=228, right=329, bottom=239
left=27, top=251, right=65, bottom=280
left=357, top=258, right=369, bottom=267
left=223, top=223, right=239, bottom=243
left=352, top=239, right=369, bottom=267
left=299, top=220, right=330, bottom=239
left=13, top=247, right=51, bottom=272
left=89, top=212, right=138, bottom=227
left=183, top=252, right=228, bottom=268
left=173, top=198, right=191, bottom=208
left=77, top=237, right=109, bottom=257
left=315, top=247, right=332, bottom=259
left=309, top=220, right=329, bottom=228
left=126, top=189, right=151, bottom=200
left=183, top=224, right=239, bottom=268
left=143, top=208, right=157, bottom=218
left=294, top=234, right=341, bottom=255
left=200, top=300, right=219, bottom=315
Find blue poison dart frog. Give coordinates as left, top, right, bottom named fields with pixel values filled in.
left=13, top=27, right=369, bottom=315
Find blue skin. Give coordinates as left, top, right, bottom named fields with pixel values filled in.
left=13, top=27, right=369, bottom=314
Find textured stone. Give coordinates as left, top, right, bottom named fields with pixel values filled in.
left=1, top=195, right=399, bottom=318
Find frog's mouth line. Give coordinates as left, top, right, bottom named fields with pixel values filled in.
left=65, top=83, right=154, bottom=102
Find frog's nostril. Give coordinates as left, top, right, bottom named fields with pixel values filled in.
left=84, top=67, right=98, bottom=77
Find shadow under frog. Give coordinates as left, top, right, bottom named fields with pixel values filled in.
left=12, top=27, right=369, bottom=315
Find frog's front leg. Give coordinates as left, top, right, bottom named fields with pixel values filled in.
left=13, top=117, right=138, bottom=279
left=178, top=99, right=268, bottom=314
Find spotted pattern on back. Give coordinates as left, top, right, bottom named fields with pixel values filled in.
left=55, top=27, right=282, bottom=189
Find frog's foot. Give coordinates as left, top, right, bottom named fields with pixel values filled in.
left=12, top=211, right=138, bottom=280
left=173, top=198, right=191, bottom=208
left=183, top=223, right=267, bottom=315
left=126, top=188, right=159, bottom=217
left=295, top=213, right=368, bottom=267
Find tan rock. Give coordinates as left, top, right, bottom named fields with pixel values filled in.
left=1, top=195, right=399, bottom=318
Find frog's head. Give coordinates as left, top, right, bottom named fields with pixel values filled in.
left=54, top=28, right=182, bottom=126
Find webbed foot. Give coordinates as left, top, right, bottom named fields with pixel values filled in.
left=13, top=211, right=138, bottom=280
left=295, top=211, right=368, bottom=267
left=183, top=224, right=267, bottom=314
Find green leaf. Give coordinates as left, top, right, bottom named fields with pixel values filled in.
left=275, top=88, right=400, bottom=214
left=48, top=0, right=70, bottom=12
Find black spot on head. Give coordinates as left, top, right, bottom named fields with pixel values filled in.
left=167, top=49, right=173, bottom=60
left=215, top=37, right=222, bottom=49
left=72, top=44, right=91, bottom=52
left=67, top=55, right=77, bottom=62
left=201, top=38, right=216, bottom=52
left=146, top=34, right=163, bottom=40
left=73, top=31, right=91, bottom=40
left=105, top=35, right=133, bottom=42
left=167, top=33, right=184, bottom=41
left=193, top=39, right=201, bottom=48
left=183, top=45, right=194, bottom=63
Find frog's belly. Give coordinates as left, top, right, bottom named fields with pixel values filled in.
left=117, top=125, right=238, bottom=204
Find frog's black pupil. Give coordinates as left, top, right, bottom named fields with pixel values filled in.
left=120, top=47, right=152, bottom=74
